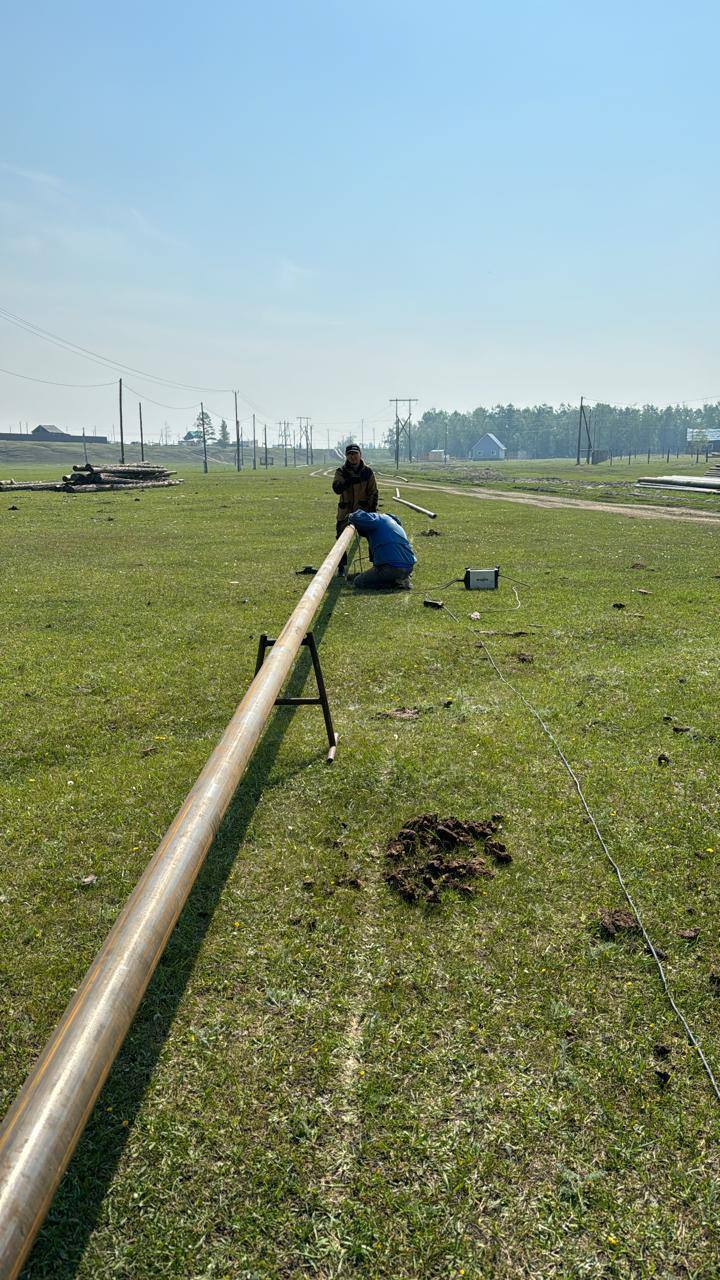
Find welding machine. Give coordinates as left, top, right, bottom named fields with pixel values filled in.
left=464, top=567, right=500, bottom=590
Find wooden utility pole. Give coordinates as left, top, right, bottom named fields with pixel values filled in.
left=390, top=398, right=417, bottom=469
left=118, top=378, right=125, bottom=463
left=263, top=423, right=268, bottom=468
left=200, top=401, right=208, bottom=474
left=297, top=417, right=312, bottom=465
left=575, top=396, right=593, bottom=465
left=252, top=413, right=257, bottom=470
left=138, top=402, right=145, bottom=462
left=234, top=391, right=241, bottom=471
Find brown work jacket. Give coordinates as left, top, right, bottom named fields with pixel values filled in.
left=332, top=463, right=379, bottom=524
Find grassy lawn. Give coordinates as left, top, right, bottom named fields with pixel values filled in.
left=1, top=467, right=719, bottom=1278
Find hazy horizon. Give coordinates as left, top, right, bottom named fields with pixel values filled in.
left=3, top=1, right=719, bottom=442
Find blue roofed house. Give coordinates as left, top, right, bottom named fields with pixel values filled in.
left=469, top=432, right=507, bottom=461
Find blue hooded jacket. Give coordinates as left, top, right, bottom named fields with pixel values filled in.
left=347, top=511, right=417, bottom=572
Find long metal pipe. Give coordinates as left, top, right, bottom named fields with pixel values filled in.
left=0, top=525, right=355, bottom=1280
left=393, top=491, right=437, bottom=519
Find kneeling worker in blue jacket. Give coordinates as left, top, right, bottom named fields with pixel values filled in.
left=346, top=510, right=417, bottom=590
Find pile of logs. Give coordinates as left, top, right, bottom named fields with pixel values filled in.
left=62, top=463, right=179, bottom=491
left=0, top=463, right=180, bottom=494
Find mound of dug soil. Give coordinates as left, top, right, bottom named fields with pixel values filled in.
left=385, top=813, right=510, bottom=905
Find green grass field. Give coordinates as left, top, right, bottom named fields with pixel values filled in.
left=1, top=467, right=719, bottom=1278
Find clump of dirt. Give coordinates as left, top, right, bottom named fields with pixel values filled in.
left=420, top=528, right=441, bottom=536
left=376, top=702, right=452, bottom=721
left=597, top=909, right=641, bottom=939
left=377, top=706, right=423, bottom=720
left=384, top=813, right=510, bottom=905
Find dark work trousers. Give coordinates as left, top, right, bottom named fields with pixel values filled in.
left=353, top=564, right=412, bottom=590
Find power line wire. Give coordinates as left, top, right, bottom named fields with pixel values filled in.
left=0, top=365, right=115, bottom=388
left=0, top=305, right=232, bottom=392
left=463, top=618, right=720, bottom=1106
left=123, top=385, right=200, bottom=411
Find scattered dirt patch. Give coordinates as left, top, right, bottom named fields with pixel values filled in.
left=657, top=752, right=671, bottom=766
left=376, top=703, right=451, bottom=720
left=514, top=651, right=534, bottom=663
left=612, top=602, right=626, bottom=610
left=679, top=928, right=700, bottom=941
left=597, top=909, right=641, bottom=939
left=420, top=528, right=441, bottom=536
left=384, top=813, right=509, bottom=905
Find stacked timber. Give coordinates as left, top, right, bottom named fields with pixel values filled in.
left=62, top=463, right=179, bottom=491
left=0, top=464, right=181, bottom=493
left=0, top=479, right=63, bottom=492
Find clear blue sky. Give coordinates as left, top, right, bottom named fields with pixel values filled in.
left=2, top=0, right=719, bottom=440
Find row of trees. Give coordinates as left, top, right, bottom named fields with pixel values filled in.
left=399, top=402, right=720, bottom=460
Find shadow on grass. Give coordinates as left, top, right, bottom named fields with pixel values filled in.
left=22, top=577, right=347, bottom=1279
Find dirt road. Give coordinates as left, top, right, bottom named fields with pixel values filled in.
left=375, top=477, right=720, bottom=524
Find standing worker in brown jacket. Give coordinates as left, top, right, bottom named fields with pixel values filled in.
left=332, top=443, right=379, bottom=576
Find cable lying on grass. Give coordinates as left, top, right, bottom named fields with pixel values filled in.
left=435, top=609, right=720, bottom=1106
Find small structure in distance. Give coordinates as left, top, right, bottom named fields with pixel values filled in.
left=0, top=424, right=109, bottom=444
left=468, top=432, right=507, bottom=461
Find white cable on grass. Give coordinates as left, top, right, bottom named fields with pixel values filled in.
left=471, top=627, right=720, bottom=1105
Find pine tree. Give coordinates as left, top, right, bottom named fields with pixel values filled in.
left=193, top=409, right=214, bottom=441
left=218, top=418, right=230, bottom=447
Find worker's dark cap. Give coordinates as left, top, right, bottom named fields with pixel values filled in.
left=345, top=443, right=361, bottom=453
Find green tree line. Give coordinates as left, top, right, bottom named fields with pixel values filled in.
left=398, top=402, right=720, bottom=460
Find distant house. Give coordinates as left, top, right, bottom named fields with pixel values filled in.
left=33, top=424, right=64, bottom=439
left=468, top=432, right=507, bottom=461
left=0, top=424, right=108, bottom=444
left=427, top=448, right=447, bottom=463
